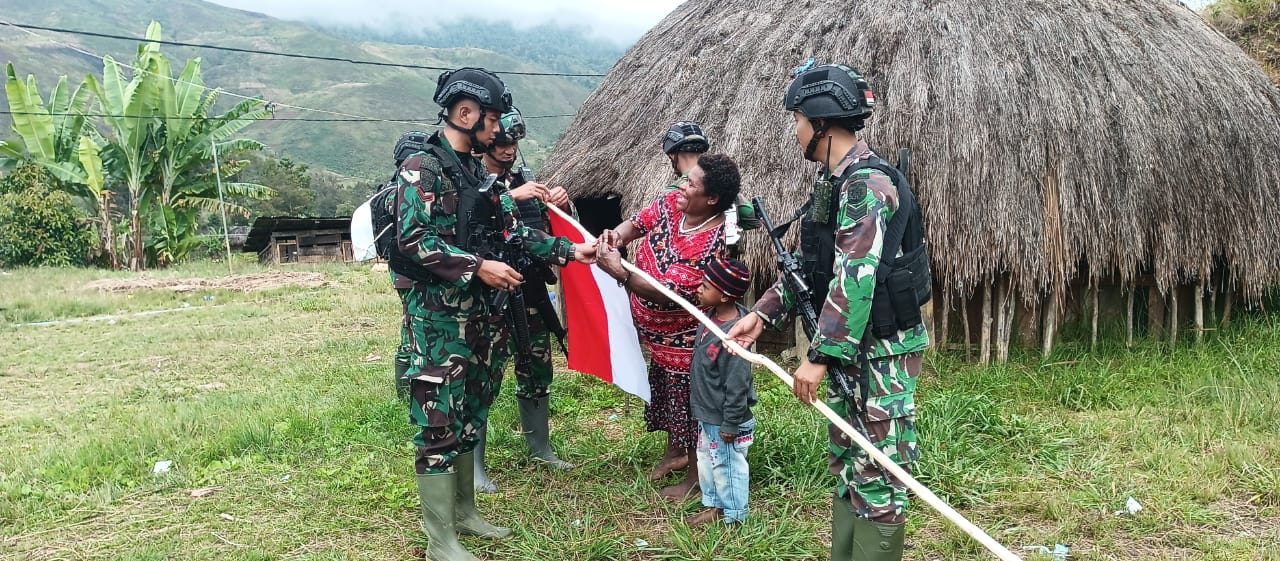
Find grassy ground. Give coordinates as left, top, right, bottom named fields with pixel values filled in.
left=2, top=261, right=1278, bottom=561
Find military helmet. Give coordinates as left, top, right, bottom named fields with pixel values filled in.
left=783, top=64, right=875, bottom=121
left=662, top=121, right=710, bottom=154
left=433, top=67, right=512, bottom=113
left=393, top=130, right=428, bottom=166
left=494, top=109, right=527, bottom=146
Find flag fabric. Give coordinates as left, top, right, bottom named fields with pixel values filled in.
left=547, top=209, right=650, bottom=403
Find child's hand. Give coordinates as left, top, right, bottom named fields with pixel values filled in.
left=720, top=431, right=737, bottom=443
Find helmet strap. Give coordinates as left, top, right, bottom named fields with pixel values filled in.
left=444, top=107, right=491, bottom=152
left=804, top=118, right=828, bottom=162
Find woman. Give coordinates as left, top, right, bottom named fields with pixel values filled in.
left=598, top=153, right=742, bottom=499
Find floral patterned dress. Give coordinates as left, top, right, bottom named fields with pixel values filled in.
left=629, top=190, right=726, bottom=449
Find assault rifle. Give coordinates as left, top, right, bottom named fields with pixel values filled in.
left=753, top=196, right=887, bottom=479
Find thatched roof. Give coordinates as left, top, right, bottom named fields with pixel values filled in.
left=544, top=0, right=1280, bottom=300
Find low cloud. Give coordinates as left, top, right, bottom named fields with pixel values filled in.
left=208, top=0, right=684, bottom=44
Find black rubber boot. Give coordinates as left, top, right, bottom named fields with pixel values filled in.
left=453, top=451, right=511, bottom=539
left=394, top=356, right=411, bottom=400
left=517, top=396, right=573, bottom=469
left=414, top=472, right=480, bottom=561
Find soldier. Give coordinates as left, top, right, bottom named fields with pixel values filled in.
left=726, top=64, right=930, bottom=561
left=472, top=108, right=575, bottom=495
left=660, top=121, right=760, bottom=249
left=390, top=67, right=597, bottom=561
left=390, top=130, right=428, bottom=400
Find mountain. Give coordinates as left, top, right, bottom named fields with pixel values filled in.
left=0, top=0, right=611, bottom=181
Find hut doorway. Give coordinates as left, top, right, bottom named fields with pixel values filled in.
left=573, top=194, right=623, bottom=238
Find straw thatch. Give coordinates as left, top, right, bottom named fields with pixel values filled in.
left=544, top=0, right=1280, bottom=302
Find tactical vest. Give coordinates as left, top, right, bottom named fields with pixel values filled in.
left=374, top=138, right=502, bottom=285
left=800, top=155, right=931, bottom=339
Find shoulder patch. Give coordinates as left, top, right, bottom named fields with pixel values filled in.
left=843, top=178, right=869, bottom=224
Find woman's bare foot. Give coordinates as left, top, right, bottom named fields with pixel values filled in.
left=648, top=447, right=690, bottom=481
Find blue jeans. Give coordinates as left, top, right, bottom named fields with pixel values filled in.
left=695, top=418, right=755, bottom=523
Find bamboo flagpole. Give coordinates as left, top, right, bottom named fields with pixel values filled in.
left=211, top=140, right=233, bottom=275
left=547, top=206, right=1023, bottom=561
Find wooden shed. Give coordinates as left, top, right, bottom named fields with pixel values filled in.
left=243, top=217, right=353, bottom=265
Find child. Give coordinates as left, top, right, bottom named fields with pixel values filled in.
left=687, top=255, right=758, bottom=527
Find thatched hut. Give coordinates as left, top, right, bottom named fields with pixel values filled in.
left=543, top=0, right=1280, bottom=358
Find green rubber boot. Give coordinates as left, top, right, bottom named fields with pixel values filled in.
left=851, top=517, right=905, bottom=561
left=831, top=494, right=857, bottom=561
left=394, top=355, right=411, bottom=400
left=414, top=472, right=480, bottom=561
left=471, top=426, right=497, bottom=494
left=454, top=451, right=512, bottom=539
left=517, top=397, right=573, bottom=469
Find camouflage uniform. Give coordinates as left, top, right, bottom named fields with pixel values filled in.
left=393, top=132, right=576, bottom=475
left=754, top=140, right=929, bottom=524
left=487, top=168, right=565, bottom=401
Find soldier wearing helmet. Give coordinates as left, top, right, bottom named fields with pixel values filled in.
left=470, top=108, right=576, bottom=495
left=727, top=63, right=929, bottom=561
left=660, top=121, right=760, bottom=249
left=391, top=67, right=598, bottom=561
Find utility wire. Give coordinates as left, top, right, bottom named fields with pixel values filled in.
left=0, top=110, right=577, bottom=122
left=2, top=22, right=439, bottom=129
left=0, top=21, right=608, bottom=78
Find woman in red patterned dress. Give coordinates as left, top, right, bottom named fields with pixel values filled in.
left=598, top=154, right=742, bottom=499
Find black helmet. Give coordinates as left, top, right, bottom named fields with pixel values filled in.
left=783, top=64, right=874, bottom=121
left=433, top=67, right=512, bottom=113
left=494, top=109, right=526, bottom=146
left=393, top=130, right=428, bottom=166
left=662, top=121, right=710, bottom=154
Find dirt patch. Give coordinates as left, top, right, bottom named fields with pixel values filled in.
left=85, top=272, right=326, bottom=293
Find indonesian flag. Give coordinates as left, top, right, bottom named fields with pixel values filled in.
left=547, top=208, right=650, bottom=403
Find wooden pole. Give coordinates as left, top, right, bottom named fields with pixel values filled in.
left=1194, top=278, right=1205, bottom=345
left=1126, top=287, right=1135, bottom=348
left=961, top=289, right=972, bottom=361
left=1090, top=283, right=1100, bottom=352
left=993, top=278, right=1006, bottom=362
left=980, top=281, right=993, bottom=365
left=1222, top=285, right=1235, bottom=328
left=939, top=284, right=952, bottom=355
left=997, top=277, right=1015, bottom=362
left=1169, top=287, right=1179, bottom=347
left=212, top=140, right=233, bottom=275
left=546, top=206, right=1025, bottom=561
left=1042, top=288, right=1059, bottom=358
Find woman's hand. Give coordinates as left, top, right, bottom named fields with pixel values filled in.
left=596, top=245, right=626, bottom=280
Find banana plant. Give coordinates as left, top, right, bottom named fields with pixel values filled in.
left=86, top=29, right=163, bottom=270
left=0, top=64, right=96, bottom=194
left=142, top=23, right=272, bottom=266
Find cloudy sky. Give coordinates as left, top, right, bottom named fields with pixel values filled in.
left=207, top=0, right=687, bottom=44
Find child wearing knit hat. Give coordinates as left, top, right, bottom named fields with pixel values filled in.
left=686, top=255, right=758, bottom=527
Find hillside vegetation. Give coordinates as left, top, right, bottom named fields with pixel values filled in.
left=0, top=0, right=608, bottom=180
left=1207, top=0, right=1280, bottom=83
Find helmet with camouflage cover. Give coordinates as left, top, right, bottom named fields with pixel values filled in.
left=393, top=130, right=428, bottom=166
left=662, top=121, right=710, bottom=154
left=784, top=63, right=874, bottom=123
left=494, top=109, right=527, bottom=146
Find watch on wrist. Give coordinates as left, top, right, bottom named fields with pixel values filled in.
left=807, top=348, right=839, bottom=365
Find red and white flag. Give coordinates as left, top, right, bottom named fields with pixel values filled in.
left=547, top=208, right=650, bottom=403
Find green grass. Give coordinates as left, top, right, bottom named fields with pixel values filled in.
left=2, top=263, right=1279, bottom=560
